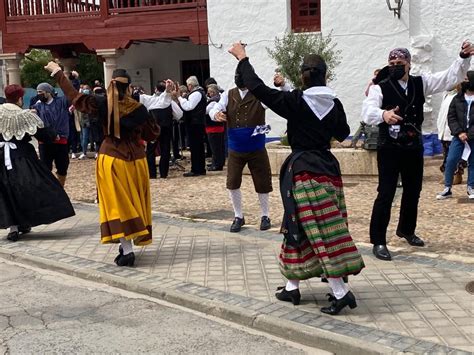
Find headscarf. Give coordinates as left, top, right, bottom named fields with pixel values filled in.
left=388, top=48, right=411, bottom=63
left=106, top=69, right=141, bottom=139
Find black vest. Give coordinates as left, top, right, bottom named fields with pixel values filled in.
left=378, top=76, right=425, bottom=148
left=149, top=104, right=173, bottom=128
left=186, top=87, right=207, bottom=125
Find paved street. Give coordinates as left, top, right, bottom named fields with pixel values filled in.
left=0, top=260, right=328, bottom=354
left=0, top=202, right=472, bottom=353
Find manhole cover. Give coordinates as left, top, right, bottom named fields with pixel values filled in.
left=466, top=281, right=474, bottom=294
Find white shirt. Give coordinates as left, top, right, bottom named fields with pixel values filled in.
left=178, top=90, right=203, bottom=111
left=362, top=57, right=472, bottom=126
left=209, top=88, right=266, bottom=121
left=436, top=91, right=457, bottom=141
left=139, top=92, right=183, bottom=120
left=466, top=93, right=474, bottom=128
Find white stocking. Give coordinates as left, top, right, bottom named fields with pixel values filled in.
left=120, top=238, right=134, bottom=255
left=285, top=279, right=300, bottom=291
left=327, top=277, right=349, bottom=299
left=257, top=193, right=269, bottom=217
left=228, top=189, right=243, bottom=218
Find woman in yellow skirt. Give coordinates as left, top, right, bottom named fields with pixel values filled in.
left=46, top=62, right=173, bottom=266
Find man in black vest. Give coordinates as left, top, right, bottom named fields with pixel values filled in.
left=178, top=76, right=207, bottom=177
left=140, top=81, right=183, bottom=178
left=362, top=41, right=473, bottom=261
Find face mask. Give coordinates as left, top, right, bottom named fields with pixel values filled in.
left=38, top=94, right=48, bottom=103
left=388, top=64, right=406, bottom=81
left=82, top=89, right=90, bottom=95
left=234, top=74, right=245, bottom=89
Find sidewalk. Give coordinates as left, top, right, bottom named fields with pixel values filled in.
left=0, top=203, right=472, bottom=354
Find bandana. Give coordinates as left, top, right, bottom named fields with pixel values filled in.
left=388, top=48, right=411, bottom=63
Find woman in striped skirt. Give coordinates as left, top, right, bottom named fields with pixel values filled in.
left=229, top=43, right=365, bottom=315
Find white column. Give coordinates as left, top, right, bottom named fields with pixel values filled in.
left=0, top=53, right=24, bottom=85
left=96, top=49, right=124, bottom=88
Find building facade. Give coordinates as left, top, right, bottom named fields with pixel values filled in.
left=1, top=0, right=473, bottom=137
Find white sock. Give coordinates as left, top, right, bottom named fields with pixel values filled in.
left=327, top=277, right=349, bottom=299
left=120, top=238, right=134, bottom=255
left=228, top=189, right=243, bottom=218
left=285, top=279, right=300, bottom=291
left=9, top=226, right=18, bottom=233
left=258, top=193, right=269, bottom=218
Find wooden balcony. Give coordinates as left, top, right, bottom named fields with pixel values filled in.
left=0, top=0, right=207, bottom=54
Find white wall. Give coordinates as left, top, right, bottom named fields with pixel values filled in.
left=207, top=0, right=474, bottom=137
left=117, top=41, right=209, bottom=94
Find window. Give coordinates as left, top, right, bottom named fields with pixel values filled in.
left=291, top=0, right=321, bottom=32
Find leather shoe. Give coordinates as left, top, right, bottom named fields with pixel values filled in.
left=230, top=217, right=245, bottom=233
left=372, top=245, right=392, bottom=261
left=7, top=231, right=19, bottom=242
left=275, top=286, right=301, bottom=305
left=115, top=252, right=135, bottom=267
left=260, top=216, right=271, bottom=230
left=183, top=171, right=206, bottom=177
left=320, top=291, right=357, bottom=315
left=396, top=231, right=425, bottom=246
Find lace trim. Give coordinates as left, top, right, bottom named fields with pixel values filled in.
left=0, top=103, right=44, bottom=141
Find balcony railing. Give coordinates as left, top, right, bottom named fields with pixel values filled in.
left=4, top=0, right=200, bottom=18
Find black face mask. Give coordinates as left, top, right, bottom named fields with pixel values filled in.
left=389, top=64, right=406, bottom=81
left=38, top=94, right=48, bottom=103
left=234, top=74, right=245, bottom=89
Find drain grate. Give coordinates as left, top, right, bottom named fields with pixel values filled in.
left=466, top=281, right=474, bottom=294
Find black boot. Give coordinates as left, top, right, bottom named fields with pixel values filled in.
left=275, top=286, right=301, bottom=305
left=320, top=291, right=357, bottom=315
left=115, top=252, right=135, bottom=267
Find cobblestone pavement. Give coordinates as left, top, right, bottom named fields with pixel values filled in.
left=1, top=203, right=472, bottom=352
left=64, top=153, right=474, bottom=260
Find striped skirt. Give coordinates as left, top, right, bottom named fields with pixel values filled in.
left=96, top=154, right=152, bottom=246
left=279, top=172, right=364, bottom=280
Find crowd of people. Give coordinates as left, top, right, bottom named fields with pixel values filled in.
left=0, top=39, right=472, bottom=316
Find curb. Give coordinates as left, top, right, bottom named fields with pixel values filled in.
left=0, top=243, right=468, bottom=355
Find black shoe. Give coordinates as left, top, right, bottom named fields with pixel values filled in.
left=207, top=166, right=223, bottom=171
left=320, top=291, right=357, bottom=315
left=230, top=217, right=245, bottom=233
left=7, top=231, right=19, bottom=242
left=115, top=252, right=135, bottom=267
left=183, top=171, right=206, bottom=177
left=372, top=245, right=392, bottom=261
left=259, top=216, right=271, bottom=231
left=396, top=231, right=425, bottom=247
left=275, top=286, right=301, bottom=305
left=321, top=276, right=348, bottom=283
left=114, top=245, right=124, bottom=263
left=19, top=226, right=31, bottom=234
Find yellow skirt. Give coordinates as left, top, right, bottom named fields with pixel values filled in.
left=96, top=154, right=152, bottom=246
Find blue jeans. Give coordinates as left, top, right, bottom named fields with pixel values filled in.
left=444, top=136, right=474, bottom=187
left=81, top=127, right=90, bottom=155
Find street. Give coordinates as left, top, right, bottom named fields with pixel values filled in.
left=0, top=260, right=328, bottom=354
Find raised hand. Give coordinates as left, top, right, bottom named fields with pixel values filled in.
left=44, top=61, right=61, bottom=74
left=460, top=40, right=474, bottom=58
left=228, top=42, right=247, bottom=61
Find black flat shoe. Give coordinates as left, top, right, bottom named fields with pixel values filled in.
left=230, top=217, right=245, bottom=233
left=396, top=231, right=425, bottom=247
left=320, top=291, right=357, bottom=315
left=7, top=231, right=19, bottom=242
left=372, top=245, right=392, bottom=261
left=321, top=276, right=348, bottom=283
left=275, top=286, right=301, bottom=305
left=114, top=245, right=124, bottom=263
left=260, top=216, right=271, bottom=231
left=19, top=226, right=31, bottom=234
left=115, top=252, right=135, bottom=267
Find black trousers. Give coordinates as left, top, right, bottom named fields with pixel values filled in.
left=370, top=146, right=424, bottom=245
left=207, top=132, right=225, bottom=169
left=172, top=121, right=186, bottom=159
left=187, top=123, right=206, bottom=174
left=146, top=141, right=158, bottom=178
left=39, top=143, right=70, bottom=176
left=158, top=126, right=172, bottom=178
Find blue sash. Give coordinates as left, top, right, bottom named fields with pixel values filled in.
left=228, top=127, right=265, bottom=153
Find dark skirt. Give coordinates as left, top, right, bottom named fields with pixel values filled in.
left=0, top=146, right=75, bottom=229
